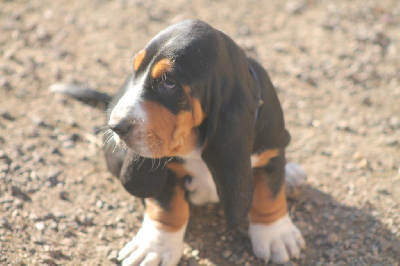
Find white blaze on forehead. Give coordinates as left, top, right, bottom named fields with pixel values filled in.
left=110, top=75, right=147, bottom=125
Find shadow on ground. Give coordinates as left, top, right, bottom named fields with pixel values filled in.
left=182, top=186, right=400, bottom=265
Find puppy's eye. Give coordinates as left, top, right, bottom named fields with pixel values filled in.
left=162, top=76, right=176, bottom=91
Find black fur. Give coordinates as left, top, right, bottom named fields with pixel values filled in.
left=144, top=168, right=180, bottom=212
left=119, top=151, right=168, bottom=198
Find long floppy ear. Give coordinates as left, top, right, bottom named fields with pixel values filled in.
left=201, top=73, right=257, bottom=229
left=119, top=150, right=168, bottom=198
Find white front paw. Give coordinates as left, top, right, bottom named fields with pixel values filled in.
left=249, top=214, right=305, bottom=264
left=118, top=215, right=186, bottom=266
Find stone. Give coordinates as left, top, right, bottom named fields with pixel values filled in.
left=222, top=250, right=232, bottom=258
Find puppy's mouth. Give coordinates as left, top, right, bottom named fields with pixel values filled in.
left=113, top=131, right=166, bottom=158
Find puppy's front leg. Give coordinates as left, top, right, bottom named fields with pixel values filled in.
left=249, top=154, right=305, bottom=264
left=118, top=171, right=189, bottom=266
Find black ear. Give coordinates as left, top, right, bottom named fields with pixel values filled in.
left=198, top=30, right=260, bottom=229
left=201, top=78, right=257, bottom=229
left=119, top=150, right=168, bottom=198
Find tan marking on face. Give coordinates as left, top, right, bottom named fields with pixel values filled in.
left=145, top=184, right=189, bottom=232
left=183, top=86, right=205, bottom=127
left=133, top=50, right=146, bottom=72
left=141, top=101, right=198, bottom=157
left=167, top=162, right=191, bottom=179
left=249, top=170, right=287, bottom=224
left=151, top=58, right=174, bottom=79
left=251, top=149, right=280, bottom=168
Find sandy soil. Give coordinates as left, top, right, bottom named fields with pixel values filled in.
left=1, top=0, right=400, bottom=265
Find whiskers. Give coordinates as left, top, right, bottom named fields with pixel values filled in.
left=103, top=125, right=168, bottom=172
left=102, top=128, right=121, bottom=153
left=129, top=132, right=167, bottom=172
left=87, top=108, right=113, bottom=121
left=145, top=132, right=166, bottom=171
left=130, top=153, right=167, bottom=172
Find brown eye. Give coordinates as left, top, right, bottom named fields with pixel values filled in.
left=162, top=77, right=176, bottom=90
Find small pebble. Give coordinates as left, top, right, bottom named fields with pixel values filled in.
left=115, top=228, right=125, bottom=237
left=238, top=25, right=250, bottom=36
left=383, top=137, right=398, bottom=147
left=115, top=215, right=124, bottom=223
left=376, top=189, right=390, bottom=195
left=62, top=140, right=75, bottom=149
left=336, top=121, right=352, bottom=132
left=96, top=200, right=104, bottom=209
left=191, top=249, right=199, bottom=257
left=0, top=164, right=9, bottom=173
left=11, top=185, right=23, bottom=197
left=0, top=78, right=11, bottom=91
left=0, top=218, right=11, bottom=230
left=33, top=236, right=46, bottom=245
left=357, top=158, right=370, bottom=170
left=222, top=250, right=232, bottom=258
left=50, top=147, right=62, bottom=155
left=59, top=191, right=69, bottom=200
left=80, top=214, right=94, bottom=226
left=11, top=209, right=19, bottom=217
left=0, top=111, right=15, bottom=121
left=285, top=0, right=305, bottom=15
left=31, top=116, right=48, bottom=127
left=274, top=42, right=288, bottom=53
left=29, top=213, right=40, bottom=221
left=362, top=96, right=372, bottom=106
left=14, top=198, right=23, bottom=209
left=48, top=221, right=58, bottom=230
left=47, top=170, right=62, bottom=187
left=48, top=249, right=64, bottom=259
left=326, top=233, right=339, bottom=244
left=53, top=211, right=66, bottom=220
left=389, top=117, right=399, bottom=128
left=35, top=222, right=45, bottom=231
left=98, top=227, right=107, bottom=240
left=61, top=238, right=75, bottom=247
left=42, top=213, right=56, bottom=222
left=66, top=117, right=77, bottom=127
left=352, top=152, right=363, bottom=161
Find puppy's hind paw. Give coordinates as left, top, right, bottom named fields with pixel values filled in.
left=249, top=214, right=305, bottom=264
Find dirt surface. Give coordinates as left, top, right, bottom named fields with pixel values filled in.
left=1, top=0, right=400, bottom=265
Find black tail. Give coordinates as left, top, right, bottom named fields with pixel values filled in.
left=50, top=83, right=112, bottom=109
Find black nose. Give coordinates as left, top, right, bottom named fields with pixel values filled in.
left=108, top=119, right=133, bottom=136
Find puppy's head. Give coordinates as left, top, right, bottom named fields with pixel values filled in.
left=109, top=19, right=219, bottom=158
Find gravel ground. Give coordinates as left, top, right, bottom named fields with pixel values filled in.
left=1, top=0, right=400, bottom=265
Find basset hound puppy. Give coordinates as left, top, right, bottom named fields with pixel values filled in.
left=105, top=19, right=306, bottom=265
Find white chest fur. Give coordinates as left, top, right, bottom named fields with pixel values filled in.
left=181, top=149, right=219, bottom=205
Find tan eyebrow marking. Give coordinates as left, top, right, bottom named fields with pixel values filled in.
left=133, top=50, right=146, bottom=72
left=151, top=58, right=174, bottom=79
